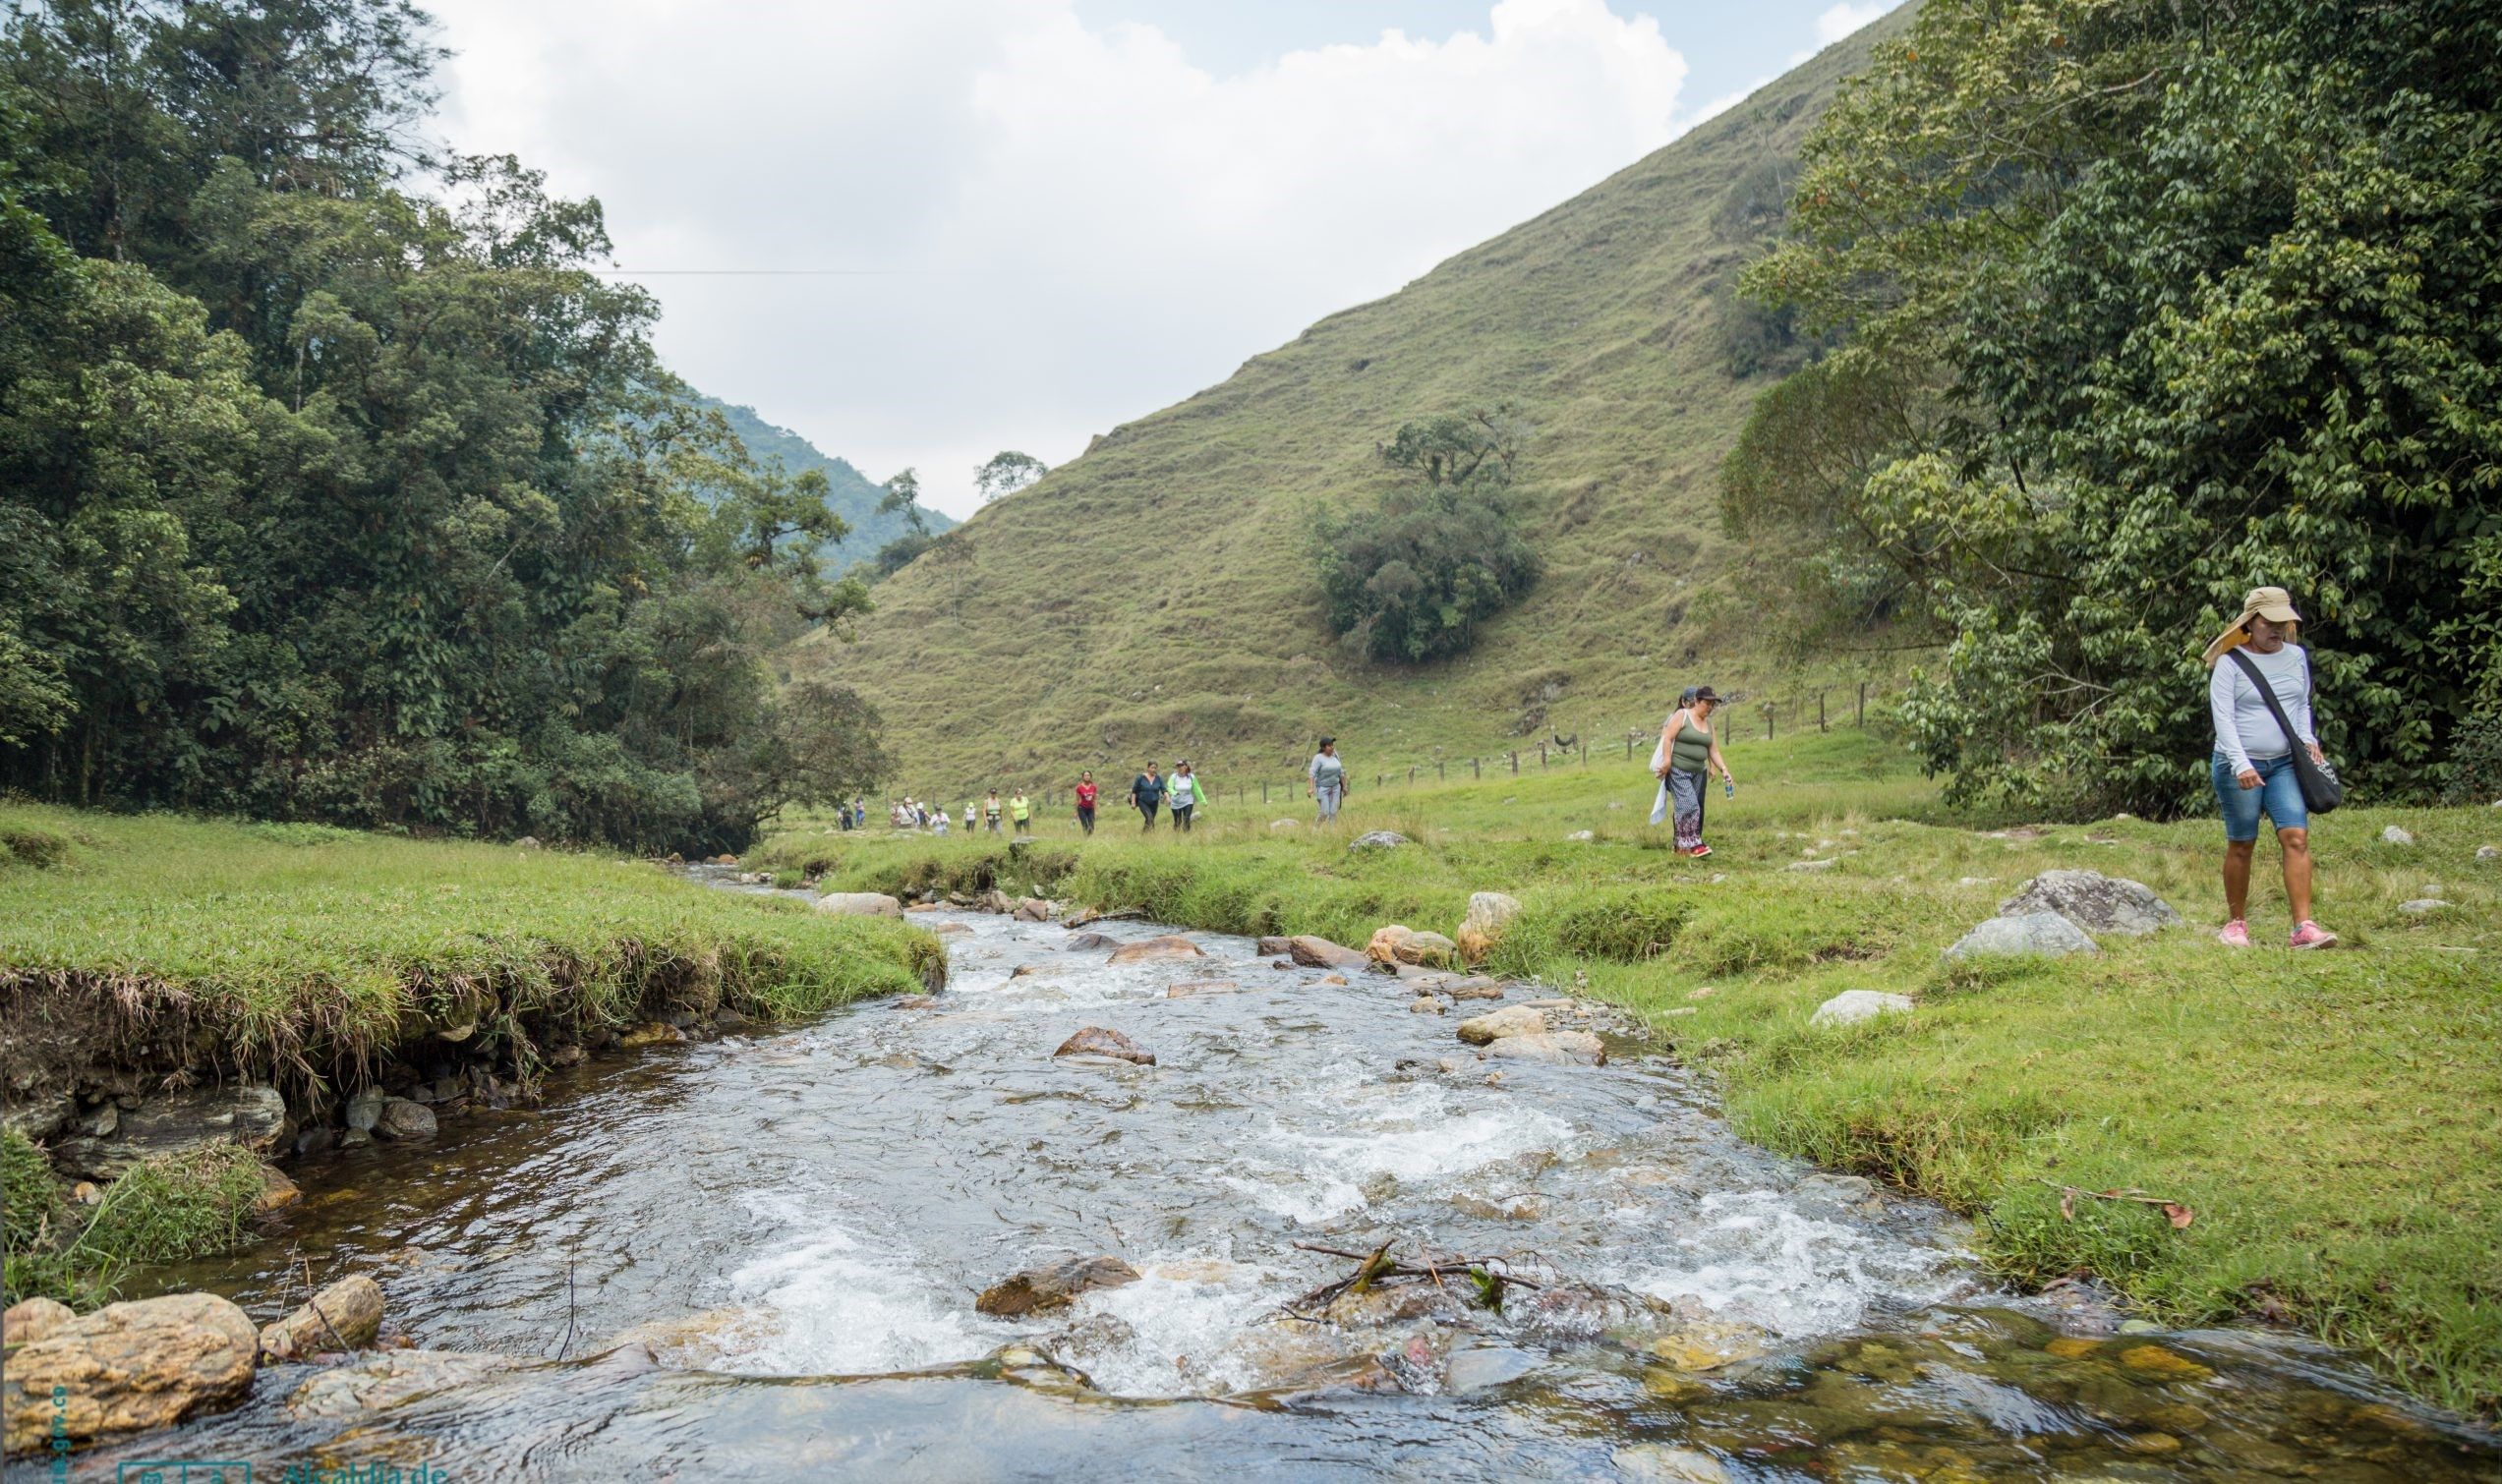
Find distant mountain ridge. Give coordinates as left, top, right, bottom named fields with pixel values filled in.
left=692, top=393, right=955, bottom=560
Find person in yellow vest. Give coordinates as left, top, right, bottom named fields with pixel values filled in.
left=1009, top=789, right=1032, bottom=837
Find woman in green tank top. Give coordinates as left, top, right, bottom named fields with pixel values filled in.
left=1651, top=686, right=1734, bottom=856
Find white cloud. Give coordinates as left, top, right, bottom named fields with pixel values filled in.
left=1814, top=1, right=1894, bottom=46
left=430, top=1, right=1693, bottom=515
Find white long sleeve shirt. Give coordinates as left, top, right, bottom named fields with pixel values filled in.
left=2210, top=643, right=2316, bottom=773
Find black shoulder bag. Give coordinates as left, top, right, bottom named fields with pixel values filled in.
left=2226, top=649, right=2342, bottom=814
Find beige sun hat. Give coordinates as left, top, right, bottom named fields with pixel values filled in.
left=2201, top=586, right=2302, bottom=665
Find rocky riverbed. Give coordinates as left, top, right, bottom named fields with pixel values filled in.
left=18, top=902, right=2499, bottom=1481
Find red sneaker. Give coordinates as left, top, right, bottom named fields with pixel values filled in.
left=2288, top=920, right=2339, bottom=949
left=2217, top=920, right=2250, bottom=947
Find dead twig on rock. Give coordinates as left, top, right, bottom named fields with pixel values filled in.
left=1275, top=1239, right=1545, bottom=1324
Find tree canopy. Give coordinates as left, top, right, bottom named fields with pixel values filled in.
left=1725, top=0, right=2502, bottom=814
left=0, top=0, right=882, bottom=850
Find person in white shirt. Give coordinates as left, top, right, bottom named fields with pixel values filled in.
left=2202, top=586, right=2334, bottom=949
left=1167, top=762, right=1203, bottom=831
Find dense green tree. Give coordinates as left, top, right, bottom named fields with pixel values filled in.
left=1313, top=407, right=1541, bottom=664
left=972, top=449, right=1046, bottom=503
left=0, top=0, right=886, bottom=850
left=1726, top=0, right=2502, bottom=812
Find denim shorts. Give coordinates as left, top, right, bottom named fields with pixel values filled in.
left=2212, top=751, right=2307, bottom=841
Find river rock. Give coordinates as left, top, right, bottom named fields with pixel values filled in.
left=815, top=891, right=904, bottom=918
left=1456, top=1005, right=1546, bottom=1045
left=2, top=1291, right=259, bottom=1454
left=374, top=1098, right=436, bottom=1141
left=1447, top=981, right=1506, bottom=1000
left=343, top=1085, right=386, bottom=1133
left=974, top=888, right=1016, bottom=914
left=1053, top=1027, right=1156, bottom=1065
left=1481, top=1030, right=1606, bottom=1065
left=2476, top=844, right=2499, bottom=861
left=1063, top=931, right=1116, bottom=950
left=1612, top=1445, right=1732, bottom=1483
left=1166, top=980, right=1238, bottom=999
left=1287, top=936, right=1368, bottom=971
left=1349, top=830, right=1411, bottom=851
left=254, top=1167, right=303, bottom=1213
left=50, top=1084, right=287, bottom=1181
left=1565, top=829, right=1596, bottom=842
left=1014, top=897, right=1052, bottom=921
left=1393, top=931, right=1458, bottom=967
left=1810, top=990, right=1914, bottom=1027
left=974, top=1254, right=1141, bottom=1316
left=1999, top=870, right=2182, bottom=937
left=617, top=1021, right=684, bottom=1049
left=258, top=1275, right=385, bottom=1361
left=1269, top=818, right=1299, bottom=832
left=2382, top=826, right=2415, bottom=845
left=1255, top=936, right=1292, bottom=955
left=2398, top=898, right=2448, bottom=915
left=595, top=1306, right=768, bottom=1367
left=2, top=1091, right=74, bottom=1142
left=1507, top=1280, right=1676, bottom=1343
left=1943, top=911, right=2099, bottom=962
left=1409, top=996, right=1445, bottom=1014
left=1366, top=925, right=1416, bottom=964
left=1107, top=935, right=1202, bottom=964
left=1442, top=1344, right=1541, bottom=1394
left=3, top=1297, right=74, bottom=1346
left=1456, top=891, right=1521, bottom=962
left=286, top=1348, right=520, bottom=1422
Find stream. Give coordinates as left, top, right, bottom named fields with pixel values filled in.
left=41, top=897, right=2502, bottom=1481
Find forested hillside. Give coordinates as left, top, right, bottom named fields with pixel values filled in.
left=809, top=14, right=1910, bottom=790
left=0, top=0, right=881, bottom=851
left=692, top=394, right=954, bottom=562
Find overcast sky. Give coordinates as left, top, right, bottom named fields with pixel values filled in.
left=429, top=0, right=1904, bottom=516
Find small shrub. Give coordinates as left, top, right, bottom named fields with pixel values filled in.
left=2, top=1129, right=63, bottom=1248
left=246, top=821, right=359, bottom=847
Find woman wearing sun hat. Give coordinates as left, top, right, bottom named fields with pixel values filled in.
left=2204, top=586, right=2335, bottom=948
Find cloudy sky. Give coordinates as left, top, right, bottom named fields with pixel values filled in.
left=430, top=0, right=1904, bottom=516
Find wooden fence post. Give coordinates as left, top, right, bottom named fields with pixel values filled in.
left=1858, top=681, right=1867, bottom=727
left=1767, top=703, right=1775, bottom=741
left=1436, top=760, right=1444, bottom=781
left=1509, top=751, right=1519, bottom=773
left=1580, top=740, right=1588, bottom=768
left=1472, top=757, right=1481, bottom=779
left=1262, top=780, right=1268, bottom=804
left=1539, top=743, right=1547, bottom=769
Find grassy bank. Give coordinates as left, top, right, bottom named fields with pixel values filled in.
left=755, top=728, right=2501, bottom=1418
left=0, top=804, right=941, bottom=1107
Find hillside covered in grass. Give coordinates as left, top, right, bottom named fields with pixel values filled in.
left=805, top=13, right=1911, bottom=791
left=754, top=742, right=2502, bottom=1417
left=693, top=392, right=955, bottom=562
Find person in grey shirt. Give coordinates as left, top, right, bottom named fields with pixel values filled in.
left=1308, top=738, right=1347, bottom=824
left=2202, top=586, right=2334, bottom=949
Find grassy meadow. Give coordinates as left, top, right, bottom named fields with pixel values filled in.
left=0, top=805, right=941, bottom=1103
left=756, top=726, right=2502, bottom=1417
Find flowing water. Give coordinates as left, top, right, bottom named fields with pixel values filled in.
left=42, top=899, right=2501, bottom=1482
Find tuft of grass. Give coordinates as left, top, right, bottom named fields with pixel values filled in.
left=74, top=1145, right=268, bottom=1266
left=2, top=1128, right=61, bottom=1250
left=752, top=735, right=2502, bottom=1420
left=0, top=823, right=72, bottom=869
left=0, top=804, right=940, bottom=1108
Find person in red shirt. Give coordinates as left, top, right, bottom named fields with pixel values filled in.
left=1074, top=771, right=1098, bottom=835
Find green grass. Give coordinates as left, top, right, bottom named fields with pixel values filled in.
left=801, top=14, right=1916, bottom=798
left=4, top=1133, right=294, bottom=1309
left=755, top=729, right=2502, bottom=1419
left=0, top=804, right=942, bottom=1106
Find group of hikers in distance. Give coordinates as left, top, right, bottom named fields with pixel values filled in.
left=846, top=586, right=2331, bottom=947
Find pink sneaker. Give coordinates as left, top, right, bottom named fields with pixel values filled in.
left=2217, top=920, right=2250, bottom=947
left=2288, top=920, right=2339, bottom=949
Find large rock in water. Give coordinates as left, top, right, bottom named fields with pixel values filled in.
left=1365, top=925, right=1416, bottom=964
left=815, top=891, right=904, bottom=918
left=1456, top=1005, right=1547, bottom=1046
left=2, top=1291, right=259, bottom=1454
left=1052, top=1027, right=1156, bottom=1065
left=1999, top=870, right=2182, bottom=937
left=286, top=1349, right=521, bottom=1423
left=1287, top=936, right=1368, bottom=971
left=1393, top=931, right=1459, bottom=968
left=1107, top=935, right=1202, bottom=965
left=50, top=1085, right=286, bottom=1181
left=974, top=1254, right=1141, bottom=1317
left=374, top=1097, right=436, bottom=1141
left=1457, top=891, right=1521, bottom=963
left=1480, top=1030, right=1606, bottom=1066
left=1944, top=911, right=2100, bottom=962
left=258, top=1275, right=385, bottom=1361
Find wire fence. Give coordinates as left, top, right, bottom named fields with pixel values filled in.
left=867, top=682, right=1901, bottom=825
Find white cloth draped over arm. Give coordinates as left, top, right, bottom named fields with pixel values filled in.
left=2210, top=658, right=2252, bottom=774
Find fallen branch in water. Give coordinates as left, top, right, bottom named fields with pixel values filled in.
left=2040, top=1179, right=2195, bottom=1229
left=1275, top=1240, right=1545, bottom=1324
